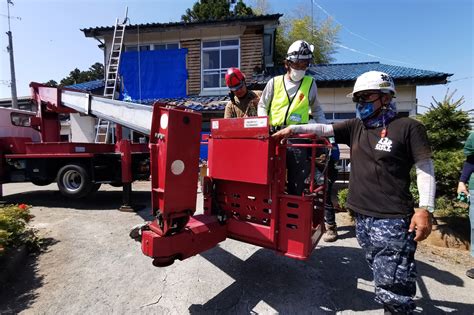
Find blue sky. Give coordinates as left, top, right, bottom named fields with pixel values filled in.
left=1, top=0, right=472, bottom=111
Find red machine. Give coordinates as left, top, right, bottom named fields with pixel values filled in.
left=0, top=83, right=149, bottom=202
left=140, top=113, right=332, bottom=266
left=3, top=82, right=331, bottom=265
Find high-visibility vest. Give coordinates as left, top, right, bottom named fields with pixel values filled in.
left=268, top=75, right=313, bottom=126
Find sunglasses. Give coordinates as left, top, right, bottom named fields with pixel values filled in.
left=228, top=81, right=244, bottom=91
left=353, top=92, right=382, bottom=103
left=289, top=61, right=310, bottom=70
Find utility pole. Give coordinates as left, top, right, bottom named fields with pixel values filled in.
left=6, top=0, right=18, bottom=109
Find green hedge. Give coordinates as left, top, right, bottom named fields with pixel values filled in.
left=0, top=204, right=40, bottom=256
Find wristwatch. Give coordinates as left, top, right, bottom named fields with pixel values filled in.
left=419, top=206, right=435, bottom=213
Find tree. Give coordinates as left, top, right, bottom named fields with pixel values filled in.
left=418, top=90, right=471, bottom=150
left=55, top=62, right=104, bottom=87
left=181, top=0, right=254, bottom=23
left=415, top=90, right=471, bottom=200
left=249, top=0, right=270, bottom=15
left=43, top=80, right=58, bottom=87
left=275, top=16, right=339, bottom=66
left=233, top=0, right=253, bottom=16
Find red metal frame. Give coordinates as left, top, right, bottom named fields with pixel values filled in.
left=141, top=116, right=332, bottom=266
left=149, top=103, right=202, bottom=235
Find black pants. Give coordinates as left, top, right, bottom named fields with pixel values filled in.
left=286, top=138, right=311, bottom=195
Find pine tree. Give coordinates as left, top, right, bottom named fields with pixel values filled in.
left=181, top=0, right=254, bottom=23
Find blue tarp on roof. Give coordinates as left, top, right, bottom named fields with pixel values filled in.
left=119, top=49, right=188, bottom=100
left=66, top=79, right=104, bottom=92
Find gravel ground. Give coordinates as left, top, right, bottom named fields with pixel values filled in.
left=0, top=182, right=473, bottom=314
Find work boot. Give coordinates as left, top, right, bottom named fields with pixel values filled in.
left=323, top=224, right=338, bottom=242
left=466, top=268, right=474, bottom=279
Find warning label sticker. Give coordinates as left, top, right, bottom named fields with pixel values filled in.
left=212, top=121, right=219, bottom=129
left=244, top=118, right=267, bottom=128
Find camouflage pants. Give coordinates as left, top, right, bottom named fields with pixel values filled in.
left=355, top=213, right=417, bottom=314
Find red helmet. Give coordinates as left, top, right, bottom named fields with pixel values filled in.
left=225, top=67, right=245, bottom=91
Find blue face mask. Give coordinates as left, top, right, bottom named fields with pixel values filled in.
left=356, top=102, right=376, bottom=120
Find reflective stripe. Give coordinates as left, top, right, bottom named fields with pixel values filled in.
left=268, top=75, right=312, bottom=126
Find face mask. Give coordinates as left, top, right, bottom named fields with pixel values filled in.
left=289, top=69, right=306, bottom=82
left=356, top=102, right=376, bottom=120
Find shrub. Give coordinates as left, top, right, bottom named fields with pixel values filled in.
left=433, top=149, right=465, bottom=199
left=0, top=204, right=40, bottom=256
left=337, top=188, right=349, bottom=210
left=435, top=196, right=469, bottom=218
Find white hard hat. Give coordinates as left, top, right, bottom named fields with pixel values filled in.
left=349, top=71, right=396, bottom=98
left=286, top=40, right=314, bottom=62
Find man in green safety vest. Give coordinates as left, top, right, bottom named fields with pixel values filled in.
left=257, top=39, right=326, bottom=125
left=257, top=39, right=327, bottom=196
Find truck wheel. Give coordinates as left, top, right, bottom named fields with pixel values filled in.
left=57, top=164, right=92, bottom=198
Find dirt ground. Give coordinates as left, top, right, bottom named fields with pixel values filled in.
left=0, top=182, right=473, bottom=314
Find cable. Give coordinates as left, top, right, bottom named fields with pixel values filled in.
left=137, top=24, right=142, bottom=103
left=311, top=0, right=385, bottom=49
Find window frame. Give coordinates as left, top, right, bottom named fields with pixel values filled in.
left=124, top=42, right=180, bottom=52
left=201, top=38, right=240, bottom=92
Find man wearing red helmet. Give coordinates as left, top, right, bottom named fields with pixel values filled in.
left=224, top=67, right=261, bottom=118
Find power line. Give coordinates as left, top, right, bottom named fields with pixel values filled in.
left=447, top=76, right=473, bottom=83
left=311, top=0, right=432, bottom=69
left=328, top=40, right=415, bottom=66
left=311, top=0, right=385, bottom=49
left=0, top=13, right=20, bottom=19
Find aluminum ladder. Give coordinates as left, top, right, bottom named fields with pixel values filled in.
left=104, top=18, right=126, bottom=99
left=94, top=118, right=111, bottom=143
left=96, top=17, right=126, bottom=143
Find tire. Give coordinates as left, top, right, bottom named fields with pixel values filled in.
left=56, top=164, right=93, bottom=199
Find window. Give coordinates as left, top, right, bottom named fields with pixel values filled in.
left=325, top=112, right=356, bottom=121
left=153, top=43, right=180, bottom=50
left=125, top=43, right=179, bottom=52
left=202, top=39, right=239, bottom=89
left=125, top=45, right=151, bottom=52
left=334, top=112, right=356, bottom=120
left=11, top=112, right=32, bottom=127
left=263, top=34, right=273, bottom=57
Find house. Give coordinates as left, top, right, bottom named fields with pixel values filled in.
left=76, top=15, right=455, bottom=147
left=79, top=15, right=451, bottom=134
left=82, top=14, right=282, bottom=97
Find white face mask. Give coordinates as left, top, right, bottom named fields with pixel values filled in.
left=289, top=69, right=306, bottom=82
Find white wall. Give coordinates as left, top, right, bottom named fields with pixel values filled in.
left=70, top=113, right=96, bottom=143
left=318, top=85, right=418, bottom=120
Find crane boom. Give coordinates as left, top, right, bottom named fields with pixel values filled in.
left=30, top=83, right=153, bottom=135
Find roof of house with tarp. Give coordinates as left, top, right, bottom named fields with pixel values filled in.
left=81, top=14, right=283, bottom=37
left=67, top=61, right=452, bottom=112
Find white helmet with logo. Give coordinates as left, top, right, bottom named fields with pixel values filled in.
left=349, top=71, right=396, bottom=98
left=286, top=40, right=314, bottom=62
